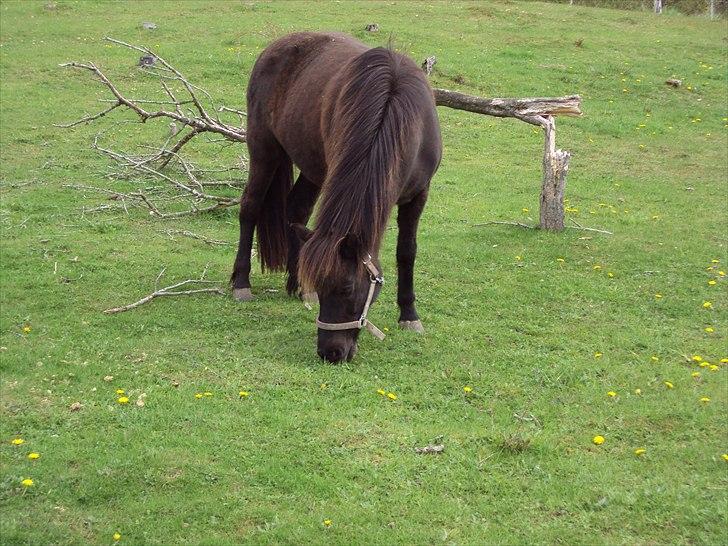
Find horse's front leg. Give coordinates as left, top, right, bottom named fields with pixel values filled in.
left=396, top=190, right=428, bottom=333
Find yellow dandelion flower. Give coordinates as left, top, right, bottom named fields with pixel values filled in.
left=708, top=280, right=717, bottom=286
left=721, top=358, right=728, bottom=364
left=203, top=392, right=213, bottom=397
left=654, top=294, right=663, bottom=299
left=709, top=365, right=719, bottom=372
left=594, top=352, right=603, bottom=358
left=634, top=448, right=646, bottom=456
left=607, top=272, right=615, bottom=278
left=651, top=356, right=659, bottom=362
left=593, top=265, right=602, bottom=270
left=705, top=327, right=714, bottom=333
left=556, top=258, right=565, bottom=263
left=723, top=454, right=728, bottom=462
left=664, top=381, right=674, bottom=389
left=115, top=389, right=125, bottom=395
left=323, top=519, right=332, bottom=527
left=117, top=396, right=129, bottom=404
left=463, top=386, right=473, bottom=393
left=113, top=532, right=121, bottom=541
left=699, top=361, right=709, bottom=368
left=700, top=397, right=711, bottom=403
left=711, top=259, right=720, bottom=264
left=515, top=255, right=522, bottom=261
left=11, top=438, right=24, bottom=445
left=634, top=388, right=642, bottom=395
left=21, top=478, right=33, bottom=487
left=376, top=389, right=386, bottom=396
left=522, top=208, right=529, bottom=213
left=692, top=372, right=701, bottom=378
left=387, top=392, right=397, bottom=401
left=239, top=391, right=249, bottom=398
left=27, top=452, right=40, bottom=460
left=692, top=355, right=703, bottom=362
left=703, top=301, right=713, bottom=309
left=719, top=271, right=726, bottom=277
left=22, top=325, right=31, bottom=334
left=592, top=435, right=605, bottom=445
left=194, top=393, right=203, bottom=399
left=607, top=391, right=617, bottom=397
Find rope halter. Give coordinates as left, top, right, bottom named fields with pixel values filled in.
left=315, top=254, right=386, bottom=340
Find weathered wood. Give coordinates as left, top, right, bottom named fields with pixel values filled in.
left=654, top=0, right=662, bottom=14
left=539, top=117, right=570, bottom=231
left=433, top=88, right=581, bottom=125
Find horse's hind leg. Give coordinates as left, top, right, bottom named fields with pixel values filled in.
left=285, top=174, right=320, bottom=297
left=231, top=138, right=288, bottom=301
left=396, top=189, right=428, bottom=333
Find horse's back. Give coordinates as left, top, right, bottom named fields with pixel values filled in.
left=247, top=32, right=369, bottom=184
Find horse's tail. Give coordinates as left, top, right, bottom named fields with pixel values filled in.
left=256, top=156, right=293, bottom=272
left=298, top=46, right=431, bottom=292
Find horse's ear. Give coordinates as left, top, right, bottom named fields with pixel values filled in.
left=339, top=233, right=361, bottom=260
left=291, top=223, right=313, bottom=243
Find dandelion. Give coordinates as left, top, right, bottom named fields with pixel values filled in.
left=11, top=438, right=24, bottom=446
left=721, top=358, right=728, bottom=364
left=705, top=327, right=714, bottom=333
left=692, top=372, right=701, bottom=378
left=27, top=452, right=40, bottom=460
left=113, top=532, right=121, bottom=541
left=593, top=265, right=602, bottom=271
left=115, top=389, right=125, bottom=395
left=607, top=272, right=614, bottom=278
left=651, top=356, right=659, bottom=362
left=194, top=393, right=203, bottom=399
left=709, top=365, right=719, bottom=372
left=723, top=454, right=728, bottom=462
left=22, top=325, right=31, bottom=334
left=117, top=396, right=129, bottom=404
left=654, top=294, right=663, bottom=299
left=703, top=301, right=713, bottom=309
left=238, top=391, right=249, bottom=398
left=387, top=392, right=397, bottom=401
left=699, top=361, right=710, bottom=368
left=719, top=271, right=726, bottom=277
left=463, top=386, right=473, bottom=393
left=692, top=355, right=703, bottom=362
left=700, top=397, right=711, bottom=403
left=21, top=478, right=33, bottom=487
left=711, top=259, right=720, bottom=264
left=592, top=435, right=605, bottom=445
left=634, top=388, right=642, bottom=395
left=376, top=389, right=386, bottom=396
left=708, top=280, right=717, bottom=286
left=203, top=392, right=212, bottom=397
left=594, top=352, right=603, bottom=358
left=634, top=448, right=646, bottom=456
left=522, top=208, right=529, bottom=213
left=515, top=255, right=522, bottom=261
left=556, top=258, right=565, bottom=263
left=664, top=381, right=674, bottom=389
left=323, top=519, right=332, bottom=527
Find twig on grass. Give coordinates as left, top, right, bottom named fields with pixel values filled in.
left=159, top=228, right=231, bottom=246
left=103, top=267, right=224, bottom=314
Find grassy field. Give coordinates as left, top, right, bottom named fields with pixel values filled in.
left=1, top=1, right=727, bottom=544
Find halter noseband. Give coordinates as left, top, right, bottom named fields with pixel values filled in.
left=315, top=254, right=386, bottom=340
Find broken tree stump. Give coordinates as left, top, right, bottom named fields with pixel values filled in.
left=432, top=88, right=581, bottom=231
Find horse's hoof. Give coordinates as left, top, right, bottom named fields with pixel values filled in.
left=399, top=320, right=425, bottom=334
left=233, top=288, right=254, bottom=302
left=302, top=292, right=319, bottom=305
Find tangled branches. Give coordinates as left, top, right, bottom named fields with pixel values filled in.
left=58, top=37, right=247, bottom=218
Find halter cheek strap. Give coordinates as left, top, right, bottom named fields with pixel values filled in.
left=314, top=254, right=386, bottom=341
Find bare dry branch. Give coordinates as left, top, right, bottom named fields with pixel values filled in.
left=103, top=268, right=225, bottom=314
left=160, top=229, right=231, bottom=246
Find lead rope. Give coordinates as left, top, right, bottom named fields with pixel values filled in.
left=314, top=254, right=386, bottom=340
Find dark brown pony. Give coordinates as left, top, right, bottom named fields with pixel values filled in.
left=231, top=32, right=441, bottom=362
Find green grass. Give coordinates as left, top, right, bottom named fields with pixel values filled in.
left=1, top=1, right=727, bottom=544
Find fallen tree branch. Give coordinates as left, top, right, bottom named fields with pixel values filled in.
left=159, top=229, right=231, bottom=246
left=103, top=268, right=225, bottom=314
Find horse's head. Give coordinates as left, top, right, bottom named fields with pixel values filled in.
left=293, top=224, right=383, bottom=363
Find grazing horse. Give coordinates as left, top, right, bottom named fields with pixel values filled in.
left=230, top=32, right=442, bottom=362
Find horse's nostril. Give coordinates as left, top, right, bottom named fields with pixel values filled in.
left=321, top=347, right=346, bottom=362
